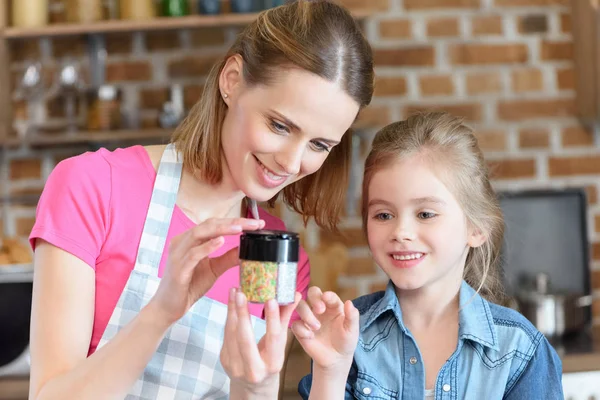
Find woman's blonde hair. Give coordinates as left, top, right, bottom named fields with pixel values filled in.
left=361, top=112, right=505, bottom=303
left=172, top=0, right=374, bottom=231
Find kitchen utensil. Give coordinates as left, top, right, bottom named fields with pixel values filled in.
left=516, top=273, right=593, bottom=338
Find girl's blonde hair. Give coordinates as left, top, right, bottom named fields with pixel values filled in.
left=172, top=0, right=374, bottom=232
left=361, top=112, right=505, bottom=303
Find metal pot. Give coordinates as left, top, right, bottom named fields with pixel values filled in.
left=516, top=273, right=593, bottom=338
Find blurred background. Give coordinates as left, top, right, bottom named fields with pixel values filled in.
left=0, top=0, right=599, bottom=399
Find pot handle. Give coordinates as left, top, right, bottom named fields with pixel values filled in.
left=576, top=295, right=594, bottom=307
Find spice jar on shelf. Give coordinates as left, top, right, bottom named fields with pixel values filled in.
left=86, top=85, right=122, bottom=131
left=120, top=0, right=156, bottom=20
left=12, top=0, right=49, bottom=28
left=66, top=0, right=103, bottom=23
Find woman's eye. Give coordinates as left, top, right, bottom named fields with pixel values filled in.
left=374, top=212, right=393, bottom=221
left=418, top=211, right=436, bottom=219
left=270, top=120, right=289, bottom=134
left=310, top=141, right=330, bottom=153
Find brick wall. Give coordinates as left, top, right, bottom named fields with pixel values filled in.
left=3, top=0, right=599, bottom=330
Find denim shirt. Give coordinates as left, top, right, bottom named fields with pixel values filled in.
left=298, top=281, right=564, bottom=400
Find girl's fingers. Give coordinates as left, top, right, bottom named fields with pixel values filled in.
left=291, top=320, right=315, bottom=340
left=295, top=300, right=321, bottom=330
left=322, top=291, right=344, bottom=313
left=278, top=292, right=301, bottom=328
left=343, top=300, right=360, bottom=332
left=307, top=286, right=326, bottom=314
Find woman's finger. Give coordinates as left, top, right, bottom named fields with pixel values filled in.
left=295, top=300, right=321, bottom=330
left=307, top=286, right=326, bottom=314
left=208, top=246, right=240, bottom=278
left=182, top=218, right=265, bottom=251
left=221, top=288, right=243, bottom=377
left=181, top=236, right=224, bottom=271
left=262, top=299, right=284, bottom=369
left=234, top=292, right=265, bottom=377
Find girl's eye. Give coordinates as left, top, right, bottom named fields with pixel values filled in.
left=310, top=141, right=331, bottom=153
left=374, top=212, right=393, bottom=221
left=270, top=120, right=289, bottom=134
left=418, top=211, right=436, bottom=220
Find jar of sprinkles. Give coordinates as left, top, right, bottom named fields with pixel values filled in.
left=239, top=230, right=299, bottom=305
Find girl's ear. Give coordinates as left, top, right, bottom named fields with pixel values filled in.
left=468, top=226, right=487, bottom=248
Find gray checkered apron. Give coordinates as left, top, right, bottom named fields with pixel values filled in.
left=97, top=144, right=267, bottom=399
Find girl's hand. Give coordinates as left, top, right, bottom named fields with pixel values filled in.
left=292, top=287, right=359, bottom=373
left=150, top=218, right=265, bottom=324
left=220, top=288, right=301, bottom=398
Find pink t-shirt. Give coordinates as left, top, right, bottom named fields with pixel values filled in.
left=29, top=145, right=310, bottom=355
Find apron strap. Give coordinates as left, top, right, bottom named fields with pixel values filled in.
left=134, top=143, right=183, bottom=276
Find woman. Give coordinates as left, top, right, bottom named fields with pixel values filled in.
left=28, top=1, right=374, bottom=399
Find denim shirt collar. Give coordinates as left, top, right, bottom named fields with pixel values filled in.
left=361, top=280, right=499, bottom=351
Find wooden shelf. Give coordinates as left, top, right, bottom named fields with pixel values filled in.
left=1, top=128, right=172, bottom=148
left=2, top=9, right=372, bottom=39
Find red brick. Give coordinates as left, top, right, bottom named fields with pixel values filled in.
left=471, top=15, right=503, bottom=36
left=519, top=128, right=549, bottom=149
left=106, top=61, right=152, bottom=82
left=557, top=67, right=575, bottom=90
left=592, top=243, right=600, bottom=261
left=450, top=44, right=528, bottom=65
left=373, top=47, right=435, bottom=67
left=190, top=28, right=227, bottom=47
left=541, top=41, right=573, bottom=61
left=466, top=72, right=502, bottom=94
left=419, top=75, right=454, bottom=96
left=141, top=115, right=160, bottom=129
left=512, top=68, right=543, bottom=93
left=405, top=103, right=482, bottom=121
left=427, top=18, right=459, bottom=37
left=357, top=106, right=392, bottom=127
left=494, top=0, right=568, bottom=5
left=587, top=185, right=598, bottom=204
left=10, top=39, right=40, bottom=62
left=404, top=0, right=480, bottom=9
left=146, top=31, right=181, bottom=51
left=168, top=56, right=219, bottom=78
left=488, top=159, right=536, bottom=180
left=338, top=0, right=389, bottom=11
left=562, top=126, right=593, bottom=147
left=497, top=98, right=576, bottom=120
left=105, top=33, right=133, bottom=54
left=184, top=85, right=204, bottom=109
left=560, top=13, right=571, bottom=33
left=592, top=269, right=600, bottom=288
left=320, top=227, right=368, bottom=247
left=139, top=88, right=170, bottom=110
left=344, top=257, right=378, bottom=276
left=379, top=19, right=412, bottom=39
left=374, top=76, right=408, bottom=97
left=15, top=217, right=36, bottom=237
left=52, top=36, right=86, bottom=58
left=518, top=15, right=548, bottom=34
left=10, top=159, right=42, bottom=180
left=549, top=156, right=600, bottom=176
left=474, top=129, right=507, bottom=151
left=593, top=299, right=600, bottom=318
left=46, top=95, right=82, bottom=118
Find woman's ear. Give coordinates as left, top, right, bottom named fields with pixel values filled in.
left=219, top=54, right=244, bottom=104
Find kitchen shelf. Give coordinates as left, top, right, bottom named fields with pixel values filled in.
left=1, top=128, right=172, bottom=148
left=2, top=9, right=372, bottom=39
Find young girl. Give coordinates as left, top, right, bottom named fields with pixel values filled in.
left=292, top=112, right=564, bottom=399
left=27, top=1, right=373, bottom=399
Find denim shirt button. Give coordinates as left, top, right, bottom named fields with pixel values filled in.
left=409, top=357, right=418, bottom=365
left=443, top=384, right=451, bottom=392
left=363, top=387, right=372, bottom=395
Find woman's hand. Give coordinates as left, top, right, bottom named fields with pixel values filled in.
left=150, top=218, right=265, bottom=324
left=220, top=288, right=300, bottom=399
left=292, top=287, right=359, bottom=374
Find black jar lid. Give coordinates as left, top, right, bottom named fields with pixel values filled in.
left=239, top=229, right=299, bottom=263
